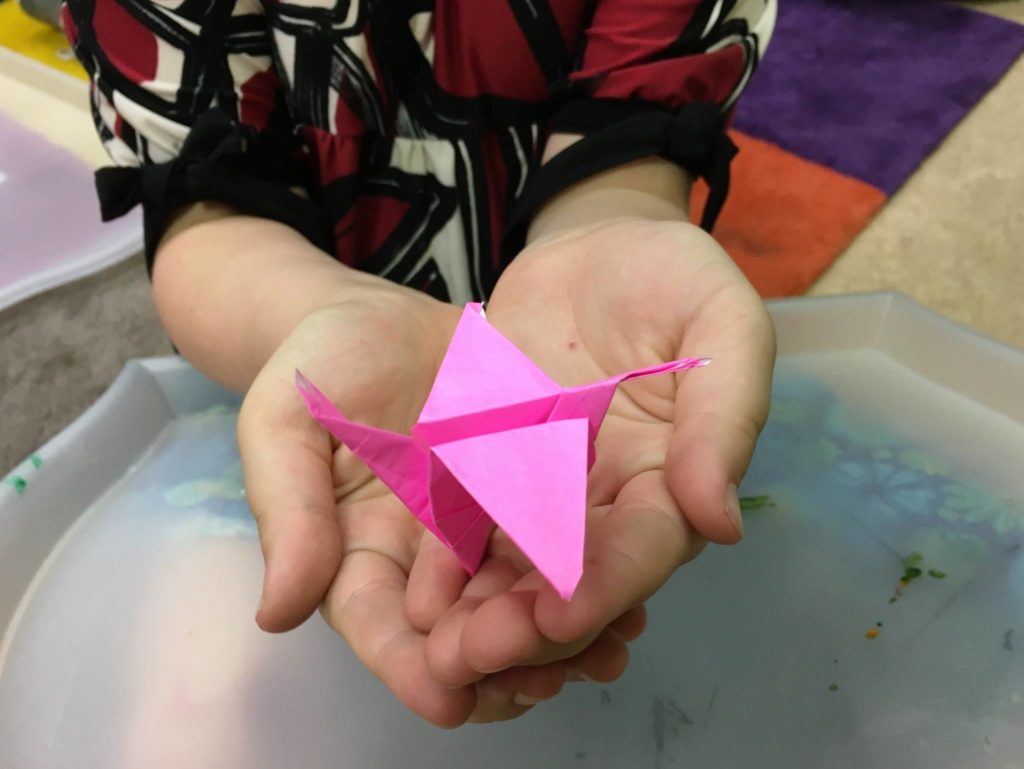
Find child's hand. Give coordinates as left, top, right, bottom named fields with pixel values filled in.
left=417, top=218, right=776, bottom=706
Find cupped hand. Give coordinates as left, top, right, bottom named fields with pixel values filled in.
left=237, top=288, right=474, bottom=725
left=417, top=218, right=776, bottom=701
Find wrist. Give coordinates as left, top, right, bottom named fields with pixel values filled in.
left=527, top=161, right=693, bottom=245
left=153, top=208, right=418, bottom=389
left=527, top=134, right=693, bottom=247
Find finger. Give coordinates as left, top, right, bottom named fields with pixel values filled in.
left=535, top=469, right=702, bottom=644
left=322, top=550, right=476, bottom=728
left=459, top=592, right=642, bottom=674
left=406, top=532, right=469, bottom=633
left=425, top=558, right=524, bottom=686
left=668, top=282, right=775, bottom=543
left=564, top=630, right=630, bottom=683
left=468, top=663, right=567, bottom=723
left=608, top=605, right=647, bottom=642
left=461, top=590, right=598, bottom=674
left=238, top=390, right=343, bottom=633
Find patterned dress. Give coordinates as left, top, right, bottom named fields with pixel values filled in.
left=64, top=0, right=775, bottom=303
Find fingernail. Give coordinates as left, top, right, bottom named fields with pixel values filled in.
left=566, top=670, right=593, bottom=683
left=513, top=693, right=546, bottom=706
left=725, top=483, right=744, bottom=537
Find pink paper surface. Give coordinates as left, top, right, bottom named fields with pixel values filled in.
left=297, top=304, right=709, bottom=599
left=432, top=419, right=590, bottom=598
left=417, top=303, right=561, bottom=427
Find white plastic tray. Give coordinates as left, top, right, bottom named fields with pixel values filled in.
left=1, top=293, right=1022, bottom=768
left=0, top=49, right=142, bottom=312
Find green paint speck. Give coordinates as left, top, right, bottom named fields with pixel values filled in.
left=30, top=454, right=43, bottom=469
left=828, top=683, right=839, bottom=692
left=890, top=552, right=929, bottom=602
left=740, top=494, right=776, bottom=513
left=899, top=552, right=925, bottom=586
left=4, top=476, right=27, bottom=495
left=890, top=552, right=949, bottom=602
left=902, top=567, right=923, bottom=581
left=902, top=552, right=923, bottom=569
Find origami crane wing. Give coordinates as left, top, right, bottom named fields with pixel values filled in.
left=431, top=418, right=590, bottom=599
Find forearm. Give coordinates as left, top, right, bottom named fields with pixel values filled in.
left=527, top=134, right=693, bottom=246
left=152, top=203, right=425, bottom=391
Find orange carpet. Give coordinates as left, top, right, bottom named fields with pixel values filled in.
left=692, top=131, right=887, bottom=298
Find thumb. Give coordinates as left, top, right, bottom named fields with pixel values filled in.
left=238, top=381, right=342, bottom=632
left=667, top=289, right=775, bottom=544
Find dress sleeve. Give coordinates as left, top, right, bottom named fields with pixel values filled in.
left=503, top=0, right=776, bottom=253
left=62, top=0, right=332, bottom=268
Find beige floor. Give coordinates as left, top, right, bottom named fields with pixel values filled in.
left=1, top=5, right=1022, bottom=473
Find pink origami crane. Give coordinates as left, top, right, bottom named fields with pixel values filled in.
left=296, top=303, right=708, bottom=599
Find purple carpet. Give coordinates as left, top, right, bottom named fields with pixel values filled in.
left=733, top=0, right=1024, bottom=193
